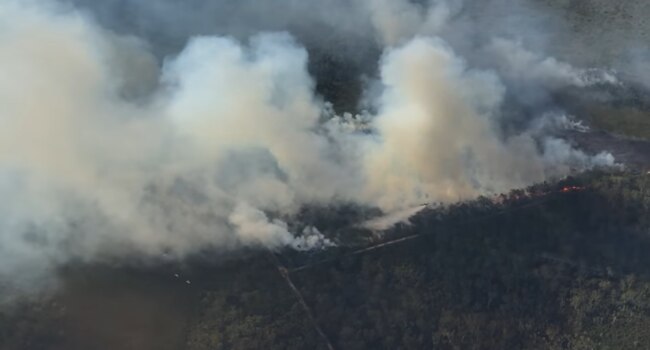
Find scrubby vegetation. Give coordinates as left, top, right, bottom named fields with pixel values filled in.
left=586, top=105, right=650, bottom=140
left=558, top=83, right=650, bottom=141
left=2, top=170, right=650, bottom=349
left=186, top=170, right=650, bottom=349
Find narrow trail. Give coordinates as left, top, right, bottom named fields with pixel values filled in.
left=290, top=233, right=420, bottom=273
left=268, top=181, right=646, bottom=347
left=268, top=252, right=335, bottom=350
left=290, top=191, right=562, bottom=273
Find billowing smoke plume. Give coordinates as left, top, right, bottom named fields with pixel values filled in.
left=0, top=0, right=623, bottom=299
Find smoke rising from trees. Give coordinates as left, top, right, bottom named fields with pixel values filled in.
left=0, top=0, right=624, bottom=299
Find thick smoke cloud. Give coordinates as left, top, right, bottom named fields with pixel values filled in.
left=0, top=1, right=343, bottom=297
left=0, top=0, right=623, bottom=299
left=360, top=37, right=613, bottom=208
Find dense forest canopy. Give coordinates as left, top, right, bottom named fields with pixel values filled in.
left=3, top=170, right=650, bottom=349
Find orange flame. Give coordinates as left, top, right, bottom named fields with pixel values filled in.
left=560, top=186, right=584, bottom=193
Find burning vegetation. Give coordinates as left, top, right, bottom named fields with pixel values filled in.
left=0, top=0, right=649, bottom=348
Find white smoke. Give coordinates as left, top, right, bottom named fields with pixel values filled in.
left=0, top=1, right=342, bottom=297
left=484, top=38, right=619, bottom=89
left=0, top=0, right=619, bottom=299
left=532, top=112, right=591, bottom=134
left=358, top=37, right=615, bottom=209
left=228, top=204, right=333, bottom=251
left=362, top=205, right=427, bottom=231
left=361, top=0, right=460, bottom=47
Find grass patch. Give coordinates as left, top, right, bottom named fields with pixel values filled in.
left=585, top=105, right=650, bottom=140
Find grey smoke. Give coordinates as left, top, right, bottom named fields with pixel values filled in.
left=0, top=0, right=631, bottom=300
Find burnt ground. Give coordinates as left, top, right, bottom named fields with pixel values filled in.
left=52, top=268, right=198, bottom=350
left=564, top=129, right=650, bottom=171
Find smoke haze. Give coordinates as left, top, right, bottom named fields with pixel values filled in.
left=0, top=0, right=630, bottom=299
